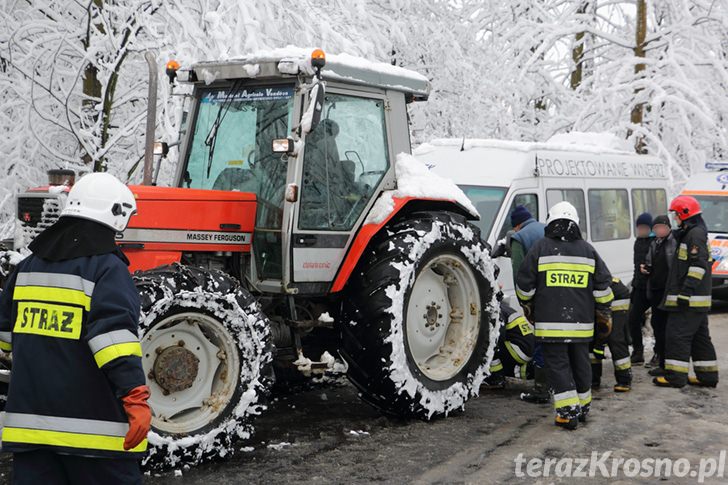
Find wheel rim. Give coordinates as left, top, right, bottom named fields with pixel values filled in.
left=142, top=311, right=241, bottom=435
left=405, top=253, right=481, bottom=381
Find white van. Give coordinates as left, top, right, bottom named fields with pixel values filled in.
left=417, top=135, right=669, bottom=303
left=680, top=162, right=728, bottom=299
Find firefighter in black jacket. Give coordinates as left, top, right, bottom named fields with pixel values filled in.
left=0, top=173, right=151, bottom=484
left=654, top=196, right=718, bottom=388
left=591, top=277, right=632, bottom=392
left=485, top=300, right=535, bottom=388
left=517, top=202, right=613, bottom=430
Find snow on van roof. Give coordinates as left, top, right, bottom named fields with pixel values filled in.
left=192, top=46, right=431, bottom=99
left=417, top=131, right=634, bottom=156
left=416, top=132, right=665, bottom=187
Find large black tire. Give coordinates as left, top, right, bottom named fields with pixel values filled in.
left=340, top=211, right=500, bottom=419
left=133, top=264, right=273, bottom=470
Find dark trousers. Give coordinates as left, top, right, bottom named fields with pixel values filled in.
left=664, top=312, right=719, bottom=387
left=12, top=450, right=142, bottom=485
left=542, top=342, right=592, bottom=418
left=628, top=286, right=651, bottom=351
left=592, top=312, right=632, bottom=385
left=649, top=291, right=668, bottom=368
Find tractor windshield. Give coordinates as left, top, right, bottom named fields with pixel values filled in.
left=182, top=84, right=295, bottom=279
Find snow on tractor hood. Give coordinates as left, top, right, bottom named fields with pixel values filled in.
left=365, top=153, right=480, bottom=225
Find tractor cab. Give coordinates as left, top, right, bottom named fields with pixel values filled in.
left=170, top=49, right=430, bottom=294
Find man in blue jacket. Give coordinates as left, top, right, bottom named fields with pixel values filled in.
left=508, top=205, right=548, bottom=404
left=0, top=173, right=151, bottom=485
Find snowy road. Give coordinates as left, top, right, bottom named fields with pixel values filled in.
left=141, top=302, right=728, bottom=484
left=1, top=304, right=726, bottom=483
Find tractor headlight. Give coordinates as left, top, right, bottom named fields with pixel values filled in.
left=272, top=138, right=295, bottom=154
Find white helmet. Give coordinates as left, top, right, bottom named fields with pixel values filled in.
left=547, top=201, right=579, bottom=225
left=61, top=173, right=137, bottom=232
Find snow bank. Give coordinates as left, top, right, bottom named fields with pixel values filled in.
left=365, top=153, right=479, bottom=225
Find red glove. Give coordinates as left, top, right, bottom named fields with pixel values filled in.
left=121, top=385, right=151, bottom=450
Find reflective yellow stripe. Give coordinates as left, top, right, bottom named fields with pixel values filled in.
left=578, top=391, right=592, bottom=406
left=554, top=396, right=580, bottom=409
left=506, top=316, right=528, bottom=330
left=614, top=358, right=631, bottom=371
left=505, top=341, right=528, bottom=364
left=0, top=341, right=11, bottom=351
left=13, top=286, right=91, bottom=311
left=687, top=266, right=706, bottom=280
left=93, top=342, right=143, bottom=367
left=516, top=287, right=534, bottom=301
left=612, top=303, right=630, bottom=312
left=538, top=263, right=595, bottom=274
left=594, top=289, right=614, bottom=304
left=1, top=427, right=146, bottom=453
left=535, top=329, right=593, bottom=339
left=490, top=360, right=503, bottom=372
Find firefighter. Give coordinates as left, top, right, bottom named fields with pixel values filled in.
left=516, top=201, right=613, bottom=430
left=484, top=300, right=535, bottom=388
left=0, top=173, right=151, bottom=484
left=591, top=277, right=632, bottom=392
left=654, top=196, right=718, bottom=389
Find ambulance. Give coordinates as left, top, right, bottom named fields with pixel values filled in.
left=417, top=134, right=669, bottom=303
left=680, top=162, right=728, bottom=300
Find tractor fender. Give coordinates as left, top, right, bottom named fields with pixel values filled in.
left=330, top=196, right=477, bottom=293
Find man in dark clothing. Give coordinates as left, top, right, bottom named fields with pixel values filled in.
left=506, top=206, right=548, bottom=404
left=654, top=196, right=718, bottom=389
left=643, top=215, right=676, bottom=374
left=517, top=202, right=613, bottom=430
left=0, top=173, right=151, bottom=485
left=629, top=212, right=654, bottom=365
left=591, top=278, right=632, bottom=392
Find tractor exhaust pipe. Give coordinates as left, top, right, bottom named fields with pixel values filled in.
left=142, top=51, right=158, bottom=185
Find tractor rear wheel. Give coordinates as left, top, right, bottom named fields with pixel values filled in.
left=340, top=211, right=500, bottom=419
left=133, top=264, right=272, bottom=470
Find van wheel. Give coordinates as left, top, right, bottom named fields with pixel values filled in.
left=340, top=211, right=501, bottom=419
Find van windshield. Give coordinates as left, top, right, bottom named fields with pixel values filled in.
left=459, top=185, right=507, bottom=239
left=694, top=195, right=728, bottom=234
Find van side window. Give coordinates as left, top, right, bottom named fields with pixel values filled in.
left=546, top=189, right=588, bottom=239
left=498, top=193, right=539, bottom=240
left=632, top=189, right=667, bottom=219
left=588, top=189, right=631, bottom=241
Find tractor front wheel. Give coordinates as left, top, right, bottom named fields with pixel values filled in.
left=133, top=264, right=272, bottom=470
left=341, top=211, right=500, bottom=419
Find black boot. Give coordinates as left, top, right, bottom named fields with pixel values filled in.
left=648, top=367, right=665, bottom=377
left=645, top=353, right=659, bottom=368
left=483, top=371, right=506, bottom=389
left=520, top=367, right=550, bottom=404
left=631, top=350, right=644, bottom=365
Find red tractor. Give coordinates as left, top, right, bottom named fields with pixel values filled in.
left=4, top=49, right=499, bottom=469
